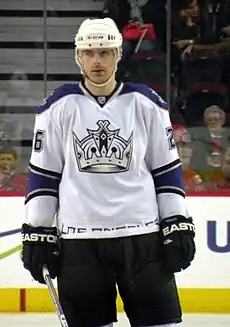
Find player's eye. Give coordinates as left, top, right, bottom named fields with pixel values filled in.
left=100, top=50, right=110, bottom=57
left=83, top=50, right=94, bottom=57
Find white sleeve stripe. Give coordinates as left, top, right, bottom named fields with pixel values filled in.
left=152, top=159, right=181, bottom=177
left=29, top=163, right=61, bottom=180
left=28, top=166, right=60, bottom=180
left=154, top=162, right=181, bottom=177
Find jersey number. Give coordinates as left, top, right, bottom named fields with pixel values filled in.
left=34, top=130, right=45, bottom=152
left=166, top=127, right=176, bottom=150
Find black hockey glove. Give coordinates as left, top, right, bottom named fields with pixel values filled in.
left=160, top=215, right=195, bottom=273
left=21, top=223, right=59, bottom=284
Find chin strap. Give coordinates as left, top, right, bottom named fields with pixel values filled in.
left=84, top=71, right=116, bottom=88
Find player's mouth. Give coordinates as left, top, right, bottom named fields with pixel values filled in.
left=91, top=69, right=104, bottom=73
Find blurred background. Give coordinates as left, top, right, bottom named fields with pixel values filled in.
left=1, top=0, right=230, bottom=193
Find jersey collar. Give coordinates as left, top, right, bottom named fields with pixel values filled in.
left=79, top=81, right=124, bottom=107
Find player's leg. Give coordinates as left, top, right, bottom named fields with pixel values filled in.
left=57, top=239, right=117, bottom=327
left=117, top=232, right=182, bottom=327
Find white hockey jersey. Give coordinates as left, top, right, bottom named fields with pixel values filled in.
left=25, top=82, right=189, bottom=239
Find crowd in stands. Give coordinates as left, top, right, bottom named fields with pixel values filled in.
left=102, top=0, right=230, bottom=193
left=1, top=0, right=230, bottom=193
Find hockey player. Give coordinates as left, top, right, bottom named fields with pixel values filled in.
left=21, top=18, right=195, bottom=327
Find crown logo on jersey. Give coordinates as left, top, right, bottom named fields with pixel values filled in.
left=73, top=120, right=133, bottom=173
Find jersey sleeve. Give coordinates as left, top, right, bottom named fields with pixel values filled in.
left=145, top=101, right=189, bottom=220
left=25, top=101, right=64, bottom=227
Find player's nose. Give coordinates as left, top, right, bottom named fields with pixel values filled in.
left=92, top=52, right=102, bottom=62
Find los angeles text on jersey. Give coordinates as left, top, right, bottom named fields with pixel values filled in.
left=60, top=219, right=160, bottom=239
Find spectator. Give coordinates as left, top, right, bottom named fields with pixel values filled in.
left=172, top=124, right=204, bottom=191
left=204, top=105, right=226, bottom=135
left=0, top=147, right=27, bottom=192
left=173, top=0, right=230, bottom=59
left=172, top=0, right=200, bottom=61
left=205, top=147, right=230, bottom=191
left=190, top=105, right=230, bottom=174
left=203, top=105, right=228, bottom=168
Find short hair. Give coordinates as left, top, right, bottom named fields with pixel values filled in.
left=0, top=147, right=18, bottom=160
left=204, top=105, right=226, bottom=124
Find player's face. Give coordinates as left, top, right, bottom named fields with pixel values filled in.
left=0, top=154, right=16, bottom=173
left=78, top=48, right=117, bottom=84
left=177, top=144, right=192, bottom=169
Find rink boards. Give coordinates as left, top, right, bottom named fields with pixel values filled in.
left=0, top=196, right=230, bottom=313
left=0, top=288, right=230, bottom=313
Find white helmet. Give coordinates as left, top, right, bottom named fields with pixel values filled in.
left=75, top=18, right=123, bottom=51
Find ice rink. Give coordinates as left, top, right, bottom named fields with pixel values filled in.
left=0, top=313, right=230, bottom=326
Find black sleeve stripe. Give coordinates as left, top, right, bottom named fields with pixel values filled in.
left=156, top=187, right=185, bottom=198
left=26, top=188, right=58, bottom=199
left=25, top=189, right=58, bottom=205
left=156, top=185, right=185, bottom=195
left=152, top=159, right=181, bottom=176
left=29, top=162, right=62, bottom=180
